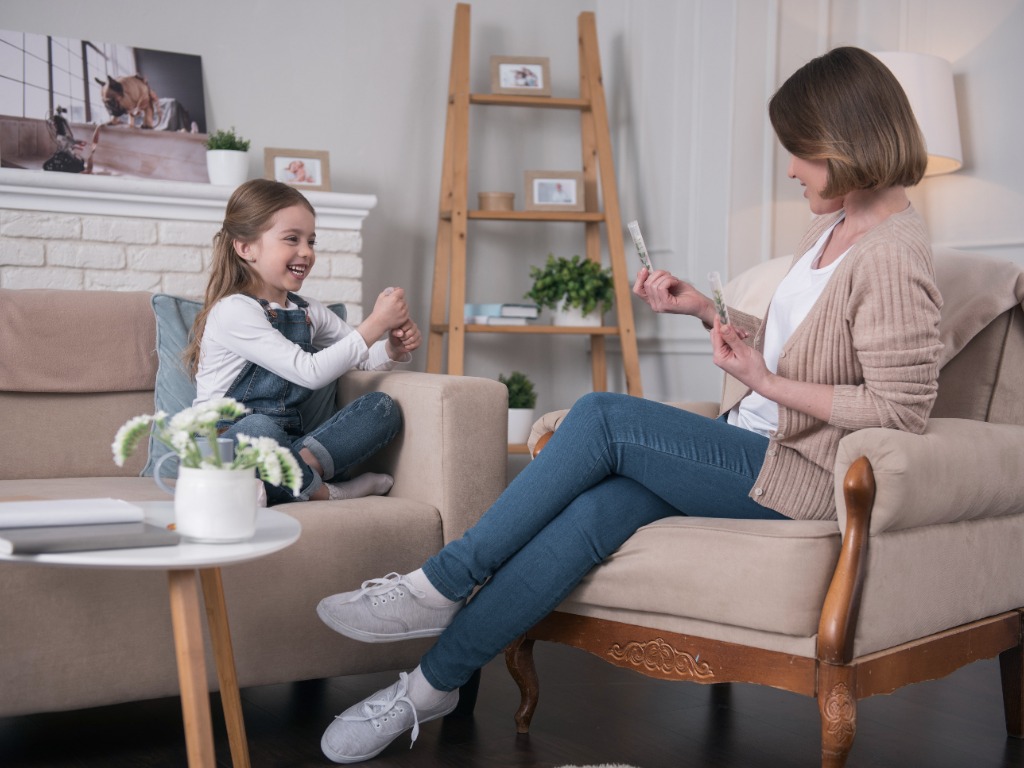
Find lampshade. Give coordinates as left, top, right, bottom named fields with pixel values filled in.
left=872, top=51, right=962, bottom=176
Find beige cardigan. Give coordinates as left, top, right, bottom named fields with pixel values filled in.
left=722, top=205, right=943, bottom=521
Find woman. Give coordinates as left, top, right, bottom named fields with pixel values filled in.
left=315, top=46, right=942, bottom=764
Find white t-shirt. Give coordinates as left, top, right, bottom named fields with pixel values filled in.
left=194, top=294, right=407, bottom=406
left=728, top=217, right=848, bottom=436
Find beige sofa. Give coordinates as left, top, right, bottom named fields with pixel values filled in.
left=511, top=247, right=1024, bottom=767
left=0, top=287, right=508, bottom=718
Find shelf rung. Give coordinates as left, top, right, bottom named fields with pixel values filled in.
left=469, top=93, right=589, bottom=110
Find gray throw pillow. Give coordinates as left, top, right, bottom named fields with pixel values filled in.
left=141, top=294, right=348, bottom=477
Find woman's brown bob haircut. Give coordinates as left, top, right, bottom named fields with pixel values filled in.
left=769, top=47, right=927, bottom=199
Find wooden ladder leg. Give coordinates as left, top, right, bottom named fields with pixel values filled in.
left=577, top=11, right=643, bottom=398
left=818, top=663, right=857, bottom=768
left=505, top=635, right=539, bottom=733
left=1000, top=612, right=1024, bottom=737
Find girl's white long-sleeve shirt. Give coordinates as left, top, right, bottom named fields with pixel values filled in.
left=193, top=294, right=407, bottom=406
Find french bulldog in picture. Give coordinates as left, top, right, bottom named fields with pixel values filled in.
left=95, top=74, right=161, bottom=128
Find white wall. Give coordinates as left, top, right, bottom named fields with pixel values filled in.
left=3, top=0, right=1022, bottom=414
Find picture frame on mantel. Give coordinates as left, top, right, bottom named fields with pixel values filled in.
left=524, top=170, right=585, bottom=212
left=264, top=147, right=331, bottom=191
left=490, top=56, right=551, bottom=97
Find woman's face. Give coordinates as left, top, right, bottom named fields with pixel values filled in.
left=788, top=155, right=843, bottom=215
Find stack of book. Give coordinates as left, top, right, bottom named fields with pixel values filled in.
left=464, top=302, right=540, bottom=326
left=0, top=498, right=180, bottom=555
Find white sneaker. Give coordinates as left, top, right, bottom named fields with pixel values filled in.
left=317, top=572, right=463, bottom=643
left=321, top=672, right=459, bottom=763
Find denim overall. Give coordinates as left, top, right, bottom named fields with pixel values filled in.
left=218, top=293, right=401, bottom=505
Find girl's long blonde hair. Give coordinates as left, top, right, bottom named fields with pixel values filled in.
left=185, top=179, right=316, bottom=377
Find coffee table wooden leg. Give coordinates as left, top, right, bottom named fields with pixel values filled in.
left=167, top=569, right=216, bottom=768
left=200, top=567, right=252, bottom=768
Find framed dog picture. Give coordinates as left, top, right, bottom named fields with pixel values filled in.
left=264, top=148, right=331, bottom=191
left=490, top=56, right=551, bottom=97
left=524, top=171, right=585, bottom=212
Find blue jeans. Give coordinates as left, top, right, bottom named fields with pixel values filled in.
left=419, top=391, right=785, bottom=690
left=221, top=391, right=401, bottom=505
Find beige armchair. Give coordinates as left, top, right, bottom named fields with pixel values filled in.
left=506, top=247, right=1024, bottom=767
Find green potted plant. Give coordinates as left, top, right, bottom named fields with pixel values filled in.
left=498, top=371, right=537, bottom=445
left=205, top=126, right=251, bottom=187
left=525, top=253, right=615, bottom=326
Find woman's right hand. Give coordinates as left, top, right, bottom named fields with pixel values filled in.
left=633, top=268, right=714, bottom=323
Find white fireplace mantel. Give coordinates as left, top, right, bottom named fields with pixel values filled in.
left=0, top=168, right=377, bottom=229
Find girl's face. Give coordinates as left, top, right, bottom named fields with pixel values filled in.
left=235, top=204, right=316, bottom=304
left=787, top=155, right=843, bottom=215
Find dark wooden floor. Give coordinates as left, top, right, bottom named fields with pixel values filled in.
left=2, top=643, right=1022, bottom=767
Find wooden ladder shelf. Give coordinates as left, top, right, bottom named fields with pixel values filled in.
left=427, top=3, right=643, bottom=420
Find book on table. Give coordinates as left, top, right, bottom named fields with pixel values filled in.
left=0, top=498, right=180, bottom=555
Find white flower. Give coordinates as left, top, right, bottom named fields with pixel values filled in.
left=111, top=398, right=300, bottom=496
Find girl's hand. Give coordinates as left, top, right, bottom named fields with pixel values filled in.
left=357, top=287, right=411, bottom=347
left=634, top=268, right=715, bottom=323
left=711, top=317, right=769, bottom=390
left=386, top=320, right=422, bottom=359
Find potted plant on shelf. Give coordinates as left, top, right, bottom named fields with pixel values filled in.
left=205, top=126, right=251, bottom=187
left=525, top=253, right=615, bottom=326
left=498, top=371, right=538, bottom=445
left=112, top=398, right=300, bottom=542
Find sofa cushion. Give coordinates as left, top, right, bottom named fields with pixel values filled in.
left=142, top=294, right=349, bottom=477
left=561, top=516, right=840, bottom=640
left=0, top=289, right=156, bottom=393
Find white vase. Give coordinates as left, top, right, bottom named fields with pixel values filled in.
left=172, top=466, right=260, bottom=543
left=507, top=408, right=536, bottom=445
left=206, top=149, right=249, bottom=187
left=553, top=300, right=603, bottom=327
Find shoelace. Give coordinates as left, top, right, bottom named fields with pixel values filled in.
left=357, top=572, right=427, bottom=606
left=339, top=671, right=423, bottom=747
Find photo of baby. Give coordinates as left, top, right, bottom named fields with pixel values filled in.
left=265, top=148, right=331, bottom=191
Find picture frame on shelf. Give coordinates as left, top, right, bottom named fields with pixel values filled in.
left=524, top=171, right=585, bottom=212
left=264, top=148, right=331, bottom=191
left=490, top=56, right=551, bottom=97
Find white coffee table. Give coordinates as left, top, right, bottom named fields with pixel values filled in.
left=0, top=500, right=301, bottom=768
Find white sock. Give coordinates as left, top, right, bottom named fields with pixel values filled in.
left=406, top=665, right=450, bottom=708
left=326, top=472, right=394, bottom=500
left=405, top=568, right=457, bottom=607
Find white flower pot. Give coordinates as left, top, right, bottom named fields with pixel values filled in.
left=553, top=301, right=603, bottom=327
left=507, top=408, right=536, bottom=445
left=171, top=466, right=260, bottom=543
left=206, top=149, right=249, bottom=187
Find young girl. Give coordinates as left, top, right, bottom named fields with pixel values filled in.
left=185, top=179, right=421, bottom=505
left=315, top=47, right=942, bottom=763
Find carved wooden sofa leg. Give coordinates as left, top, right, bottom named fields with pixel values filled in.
left=505, top=634, right=539, bottom=733
left=818, top=665, right=857, bottom=768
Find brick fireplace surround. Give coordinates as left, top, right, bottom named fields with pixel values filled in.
left=0, top=168, right=376, bottom=323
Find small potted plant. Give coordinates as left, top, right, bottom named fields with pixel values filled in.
left=112, top=398, right=300, bottom=541
left=205, top=126, right=251, bottom=187
left=525, top=253, right=615, bottom=326
left=498, top=371, right=537, bottom=445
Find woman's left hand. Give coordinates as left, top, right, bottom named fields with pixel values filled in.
left=387, top=320, right=422, bottom=359
left=711, top=317, right=769, bottom=391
